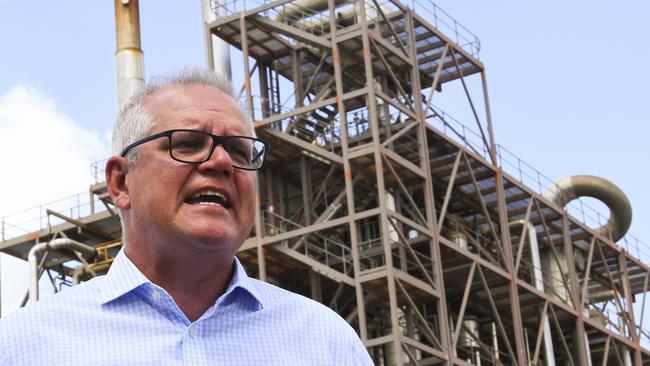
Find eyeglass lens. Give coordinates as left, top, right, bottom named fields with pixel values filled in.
left=170, top=130, right=264, bottom=169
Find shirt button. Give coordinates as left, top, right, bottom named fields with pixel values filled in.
left=151, top=290, right=161, bottom=301
left=188, top=327, right=198, bottom=338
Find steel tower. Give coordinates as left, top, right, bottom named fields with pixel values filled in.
left=1, top=1, right=649, bottom=364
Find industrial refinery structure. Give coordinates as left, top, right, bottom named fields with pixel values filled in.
left=1, top=0, right=649, bottom=365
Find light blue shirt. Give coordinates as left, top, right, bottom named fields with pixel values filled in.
left=0, top=250, right=373, bottom=365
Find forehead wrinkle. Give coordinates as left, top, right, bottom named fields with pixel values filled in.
left=144, top=84, right=255, bottom=137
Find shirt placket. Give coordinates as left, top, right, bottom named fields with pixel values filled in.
left=182, top=322, right=208, bottom=366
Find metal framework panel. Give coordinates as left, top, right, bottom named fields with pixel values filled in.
left=1, top=1, right=649, bottom=365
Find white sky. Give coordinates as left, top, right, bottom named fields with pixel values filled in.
left=0, top=0, right=648, bottom=328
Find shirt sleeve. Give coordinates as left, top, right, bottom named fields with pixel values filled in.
left=341, top=323, right=374, bottom=366
left=349, top=339, right=374, bottom=366
left=0, top=325, right=9, bottom=366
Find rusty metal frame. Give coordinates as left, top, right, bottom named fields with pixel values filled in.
left=1, top=2, right=649, bottom=366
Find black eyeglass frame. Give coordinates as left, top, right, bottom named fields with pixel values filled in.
left=120, top=129, right=269, bottom=171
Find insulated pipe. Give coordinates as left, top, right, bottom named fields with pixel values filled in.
left=491, top=322, right=499, bottom=362
left=115, top=0, right=145, bottom=108
left=71, top=263, right=112, bottom=285
left=201, top=0, right=231, bottom=79
left=28, top=239, right=97, bottom=303
left=509, top=220, right=556, bottom=366
left=275, top=0, right=331, bottom=23
left=543, top=175, right=632, bottom=242
left=291, top=7, right=357, bottom=34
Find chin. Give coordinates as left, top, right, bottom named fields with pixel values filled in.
left=184, top=228, right=243, bottom=252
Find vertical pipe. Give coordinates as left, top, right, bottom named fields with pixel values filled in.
left=300, top=156, right=313, bottom=225
left=114, top=0, right=144, bottom=108
left=291, top=49, right=304, bottom=107
left=89, top=191, right=95, bottom=215
left=201, top=0, right=232, bottom=78
left=239, top=14, right=254, bottom=119
left=265, top=170, right=275, bottom=233
left=512, top=220, right=556, bottom=366
left=28, top=243, right=48, bottom=303
left=259, top=63, right=270, bottom=118
left=561, top=214, right=591, bottom=365
left=309, top=270, right=322, bottom=302
left=491, top=322, right=499, bottom=362
left=257, top=244, right=267, bottom=281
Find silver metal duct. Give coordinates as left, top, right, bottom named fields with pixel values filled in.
left=450, top=230, right=468, bottom=250
left=543, top=175, right=632, bottom=242
left=275, top=0, right=339, bottom=23
left=72, top=263, right=112, bottom=285
left=458, top=316, right=481, bottom=365
left=276, top=0, right=378, bottom=35
left=28, top=239, right=97, bottom=303
left=201, top=0, right=231, bottom=79
left=542, top=175, right=633, bottom=364
left=540, top=248, right=570, bottom=304
left=510, top=220, right=556, bottom=366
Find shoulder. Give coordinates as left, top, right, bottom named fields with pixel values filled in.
left=0, top=276, right=105, bottom=359
left=245, top=279, right=373, bottom=365
left=2, top=275, right=104, bottom=322
left=247, top=277, right=342, bottom=319
left=246, top=279, right=362, bottom=338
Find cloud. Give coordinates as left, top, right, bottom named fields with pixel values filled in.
left=0, top=84, right=109, bottom=316
left=0, top=85, right=108, bottom=214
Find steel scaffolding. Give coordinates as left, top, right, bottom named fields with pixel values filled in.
left=1, top=1, right=649, bottom=364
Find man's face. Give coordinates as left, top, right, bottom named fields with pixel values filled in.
left=123, top=84, right=257, bottom=256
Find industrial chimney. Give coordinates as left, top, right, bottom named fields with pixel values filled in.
left=114, top=0, right=145, bottom=107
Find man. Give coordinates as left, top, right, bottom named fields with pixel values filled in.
left=0, top=68, right=373, bottom=365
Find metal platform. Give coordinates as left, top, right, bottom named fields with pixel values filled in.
left=1, top=0, right=649, bottom=364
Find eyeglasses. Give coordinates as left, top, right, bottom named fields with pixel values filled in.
left=120, top=129, right=268, bottom=171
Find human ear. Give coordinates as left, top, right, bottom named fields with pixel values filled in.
left=105, top=156, right=131, bottom=210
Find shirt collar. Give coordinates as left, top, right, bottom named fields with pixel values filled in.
left=99, top=248, right=149, bottom=305
left=224, top=255, right=265, bottom=310
left=100, top=248, right=264, bottom=311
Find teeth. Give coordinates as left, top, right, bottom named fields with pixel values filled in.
left=191, top=190, right=226, bottom=200
left=188, top=190, right=229, bottom=207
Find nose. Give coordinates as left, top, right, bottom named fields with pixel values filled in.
left=197, top=145, right=234, bottom=176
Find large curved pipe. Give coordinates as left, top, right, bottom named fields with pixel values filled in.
left=28, top=239, right=97, bottom=303
left=543, top=175, right=632, bottom=242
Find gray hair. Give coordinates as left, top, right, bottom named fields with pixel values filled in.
left=112, top=67, right=240, bottom=164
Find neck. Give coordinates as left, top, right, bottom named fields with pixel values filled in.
left=125, top=243, right=236, bottom=322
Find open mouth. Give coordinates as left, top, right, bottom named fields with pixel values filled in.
left=185, top=190, right=231, bottom=209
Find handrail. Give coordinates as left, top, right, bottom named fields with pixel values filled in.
left=406, top=0, right=480, bottom=58
left=4, top=113, right=650, bottom=271
left=210, top=0, right=480, bottom=58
